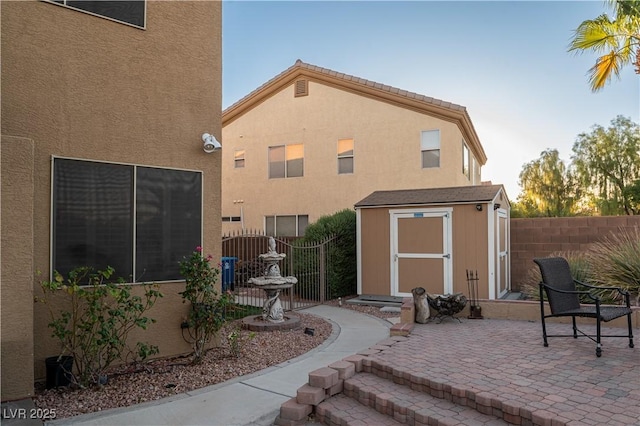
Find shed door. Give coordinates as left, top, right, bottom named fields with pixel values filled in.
left=391, top=210, right=452, bottom=297
left=496, top=209, right=509, bottom=298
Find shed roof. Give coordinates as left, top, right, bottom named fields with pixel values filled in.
left=354, top=185, right=507, bottom=208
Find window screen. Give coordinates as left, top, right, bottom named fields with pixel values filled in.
left=52, top=158, right=201, bottom=282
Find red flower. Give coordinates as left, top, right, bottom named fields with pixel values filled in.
left=195, top=246, right=202, bottom=253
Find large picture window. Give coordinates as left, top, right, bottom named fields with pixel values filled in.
left=53, top=158, right=202, bottom=282
left=265, top=215, right=308, bottom=237
left=45, top=0, right=146, bottom=29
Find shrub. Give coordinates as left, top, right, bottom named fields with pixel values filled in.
left=520, top=251, right=592, bottom=301
left=298, top=209, right=356, bottom=298
left=39, top=267, right=162, bottom=387
left=586, top=227, right=640, bottom=305
left=179, top=247, right=233, bottom=363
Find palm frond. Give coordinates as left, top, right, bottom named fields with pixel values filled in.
left=588, top=51, right=623, bottom=91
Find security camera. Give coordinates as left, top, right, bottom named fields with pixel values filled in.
left=202, top=133, right=222, bottom=153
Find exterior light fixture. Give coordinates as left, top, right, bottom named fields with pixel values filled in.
left=202, top=133, right=222, bottom=153
left=475, top=204, right=483, bottom=211
left=494, top=203, right=501, bottom=211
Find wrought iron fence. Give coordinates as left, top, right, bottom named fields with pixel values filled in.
left=221, top=230, right=338, bottom=312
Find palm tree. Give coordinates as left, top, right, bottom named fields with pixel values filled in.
left=569, top=0, right=640, bottom=91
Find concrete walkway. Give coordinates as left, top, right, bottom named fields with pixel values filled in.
left=47, top=305, right=391, bottom=426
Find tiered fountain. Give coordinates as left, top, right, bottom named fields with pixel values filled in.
left=242, top=237, right=300, bottom=331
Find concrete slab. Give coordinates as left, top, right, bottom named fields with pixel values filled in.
left=1, top=399, right=43, bottom=426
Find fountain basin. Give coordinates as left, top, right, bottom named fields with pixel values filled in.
left=241, top=314, right=301, bottom=332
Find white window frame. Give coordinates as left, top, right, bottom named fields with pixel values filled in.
left=337, top=138, right=354, bottom=174
left=421, top=130, right=440, bottom=168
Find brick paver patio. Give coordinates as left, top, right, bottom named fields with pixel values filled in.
left=313, top=318, right=639, bottom=426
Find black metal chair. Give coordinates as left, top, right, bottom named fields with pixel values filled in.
left=533, top=257, right=634, bottom=357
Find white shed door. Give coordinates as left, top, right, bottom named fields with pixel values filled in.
left=391, top=209, right=452, bottom=297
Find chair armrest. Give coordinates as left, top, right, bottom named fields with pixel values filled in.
left=539, top=282, right=599, bottom=303
left=575, top=280, right=631, bottom=307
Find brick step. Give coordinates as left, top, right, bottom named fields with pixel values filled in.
left=314, top=393, right=404, bottom=426
left=340, top=372, right=510, bottom=425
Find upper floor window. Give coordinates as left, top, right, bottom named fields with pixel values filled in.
left=234, top=149, right=245, bottom=168
left=265, top=215, right=308, bottom=237
left=421, top=130, right=440, bottom=168
left=269, top=144, right=304, bottom=179
left=52, top=157, right=201, bottom=282
left=337, top=139, right=354, bottom=174
left=462, top=141, right=470, bottom=180
left=44, top=0, right=146, bottom=29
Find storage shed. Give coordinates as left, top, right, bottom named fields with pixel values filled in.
left=355, top=184, right=510, bottom=300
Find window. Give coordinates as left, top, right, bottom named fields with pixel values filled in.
left=234, top=149, right=245, bottom=168
left=337, top=139, right=354, bottom=174
left=222, top=216, right=242, bottom=222
left=421, top=130, right=440, bottom=168
left=52, top=158, right=201, bottom=282
left=462, top=141, right=470, bottom=180
left=268, top=144, right=304, bottom=178
left=265, top=215, right=308, bottom=237
left=45, top=0, right=146, bottom=28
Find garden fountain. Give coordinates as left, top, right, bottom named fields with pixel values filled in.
left=242, top=237, right=300, bottom=331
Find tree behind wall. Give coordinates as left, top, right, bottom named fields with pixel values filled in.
left=514, top=149, right=580, bottom=217
left=571, top=115, right=640, bottom=215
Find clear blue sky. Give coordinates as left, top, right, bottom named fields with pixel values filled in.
left=222, top=0, right=639, bottom=200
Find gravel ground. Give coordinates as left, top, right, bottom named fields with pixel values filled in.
left=33, top=302, right=398, bottom=420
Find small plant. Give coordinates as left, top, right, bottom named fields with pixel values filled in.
left=587, top=227, right=640, bottom=305
left=179, top=247, right=233, bottom=363
left=38, top=267, right=162, bottom=388
left=520, top=251, right=593, bottom=301
left=227, top=325, right=256, bottom=358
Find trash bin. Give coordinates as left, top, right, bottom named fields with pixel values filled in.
left=221, top=257, right=238, bottom=292
left=45, top=356, right=74, bottom=389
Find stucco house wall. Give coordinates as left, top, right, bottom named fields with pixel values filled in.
left=1, top=1, right=222, bottom=399
left=221, top=61, right=487, bottom=235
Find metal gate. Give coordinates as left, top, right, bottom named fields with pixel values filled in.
left=221, top=230, right=338, bottom=311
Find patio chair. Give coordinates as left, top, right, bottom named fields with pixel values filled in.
left=533, top=257, right=634, bottom=357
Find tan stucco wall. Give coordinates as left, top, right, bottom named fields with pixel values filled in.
left=222, top=81, right=482, bottom=233
left=2, top=0, right=222, bottom=395
left=1, top=137, right=36, bottom=400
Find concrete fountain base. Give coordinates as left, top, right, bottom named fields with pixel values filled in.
left=241, top=314, right=301, bottom=332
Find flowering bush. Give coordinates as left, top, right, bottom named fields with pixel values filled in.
left=179, top=247, right=232, bottom=363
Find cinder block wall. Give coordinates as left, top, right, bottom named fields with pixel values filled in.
left=510, top=216, right=640, bottom=291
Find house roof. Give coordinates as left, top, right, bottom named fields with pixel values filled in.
left=222, top=59, right=487, bottom=164
left=354, top=184, right=507, bottom=208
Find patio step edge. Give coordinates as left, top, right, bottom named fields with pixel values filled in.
left=340, top=371, right=511, bottom=425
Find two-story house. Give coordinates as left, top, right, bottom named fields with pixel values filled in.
left=221, top=60, right=487, bottom=236
left=1, top=1, right=222, bottom=400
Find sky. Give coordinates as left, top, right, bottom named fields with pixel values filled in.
left=222, top=0, right=639, bottom=200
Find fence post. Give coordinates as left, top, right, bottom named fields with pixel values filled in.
left=319, top=241, right=326, bottom=304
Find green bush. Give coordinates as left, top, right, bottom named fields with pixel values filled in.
left=298, top=209, right=356, bottom=298
left=586, top=227, right=640, bottom=305
left=39, top=267, right=162, bottom=387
